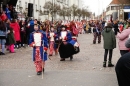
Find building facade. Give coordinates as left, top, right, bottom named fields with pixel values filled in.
left=105, top=0, right=130, bottom=21
left=14, top=0, right=82, bottom=21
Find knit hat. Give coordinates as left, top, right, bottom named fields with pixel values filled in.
left=107, top=22, right=112, bottom=27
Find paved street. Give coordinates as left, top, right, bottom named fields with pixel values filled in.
left=0, top=34, right=120, bottom=86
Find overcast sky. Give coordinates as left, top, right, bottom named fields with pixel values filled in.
left=82, top=0, right=112, bottom=16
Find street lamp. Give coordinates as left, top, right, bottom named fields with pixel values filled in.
left=98, top=0, right=100, bottom=20
left=0, top=2, right=3, bottom=13
left=52, top=0, right=54, bottom=23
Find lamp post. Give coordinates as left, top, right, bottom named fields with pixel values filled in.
left=52, top=0, right=54, bottom=23
left=98, top=0, right=100, bottom=20
left=0, top=2, right=3, bottom=13
left=102, top=0, right=103, bottom=21
left=33, top=0, right=35, bottom=19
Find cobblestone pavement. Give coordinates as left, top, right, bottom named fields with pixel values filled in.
left=0, top=34, right=120, bottom=86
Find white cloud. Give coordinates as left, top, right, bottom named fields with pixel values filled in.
left=82, top=0, right=112, bottom=15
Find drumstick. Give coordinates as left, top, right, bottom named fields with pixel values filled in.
left=42, top=61, right=43, bottom=79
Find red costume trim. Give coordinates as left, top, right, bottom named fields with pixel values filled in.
left=30, top=42, right=35, bottom=47
left=44, top=47, right=48, bottom=51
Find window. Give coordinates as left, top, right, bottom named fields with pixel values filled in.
left=40, top=6, right=41, bottom=11
left=57, top=0, right=60, bottom=2
left=111, top=6, right=117, bottom=10
left=19, top=0, right=22, bottom=7
left=107, top=7, right=110, bottom=11
left=25, top=2, right=28, bottom=9
left=36, top=5, right=38, bottom=10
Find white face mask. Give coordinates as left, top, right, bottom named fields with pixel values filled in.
left=62, top=28, right=65, bottom=31
left=51, top=28, right=54, bottom=32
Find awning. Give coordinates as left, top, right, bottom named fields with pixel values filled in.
left=124, top=9, right=130, bottom=12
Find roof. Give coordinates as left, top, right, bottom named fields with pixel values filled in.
left=110, top=0, right=130, bottom=5
left=110, top=0, right=121, bottom=4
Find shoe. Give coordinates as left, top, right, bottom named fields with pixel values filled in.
left=70, top=56, right=73, bottom=61
left=6, top=49, right=9, bottom=51
left=93, top=41, right=96, bottom=44
left=60, top=58, right=65, bottom=61
left=108, top=61, right=114, bottom=67
left=49, top=54, right=52, bottom=56
left=10, top=52, right=16, bottom=53
left=37, top=71, right=42, bottom=75
left=43, top=68, right=45, bottom=73
left=0, top=52, right=2, bottom=55
left=103, top=61, right=106, bottom=67
left=98, top=41, right=101, bottom=44
left=0, top=52, right=5, bottom=55
left=55, top=52, right=58, bottom=55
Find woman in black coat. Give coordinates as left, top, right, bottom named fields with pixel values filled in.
left=19, top=20, right=26, bottom=47
left=115, top=38, right=130, bottom=86
left=113, top=21, right=119, bottom=35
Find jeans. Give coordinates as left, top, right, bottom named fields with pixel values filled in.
left=0, top=39, right=6, bottom=45
left=0, top=39, right=6, bottom=53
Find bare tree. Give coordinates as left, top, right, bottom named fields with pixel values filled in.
left=81, top=8, right=90, bottom=20
left=44, top=1, right=53, bottom=12
left=81, top=9, right=86, bottom=19
left=76, top=8, right=82, bottom=20
left=71, top=4, right=78, bottom=20
left=44, top=1, right=61, bottom=19
left=66, top=7, right=72, bottom=20
left=53, top=3, right=61, bottom=15
left=59, top=6, right=68, bottom=20
left=85, top=10, right=90, bottom=19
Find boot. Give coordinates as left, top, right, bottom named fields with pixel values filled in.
left=108, top=61, right=114, bottom=67
left=70, top=56, right=73, bottom=61
left=93, top=41, right=96, bottom=44
left=98, top=41, right=101, bottom=44
left=60, top=58, right=65, bottom=61
left=43, top=68, right=45, bottom=73
left=103, top=61, right=106, bottom=67
left=37, top=71, right=42, bottom=75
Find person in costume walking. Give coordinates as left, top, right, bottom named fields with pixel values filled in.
left=59, top=25, right=80, bottom=61
left=93, top=20, right=102, bottom=44
left=29, top=24, right=48, bottom=75
left=48, top=26, right=57, bottom=56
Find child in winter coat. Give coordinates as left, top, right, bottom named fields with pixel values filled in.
left=7, top=27, right=15, bottom=53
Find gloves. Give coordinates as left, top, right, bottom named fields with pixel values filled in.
left=48, top=36, right=50, bottom=39
left=64, top=36, right=67, bottom=40
left=30, top=42, right=35, bottom=47
left=44, top=47, right=48, bottom=52
left=53, top=34, right=56, bottom=37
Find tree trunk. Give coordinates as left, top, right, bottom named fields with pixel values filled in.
left=73, top=16, right=75, bottom=20
left=79, top=16, right=80, bottom=20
